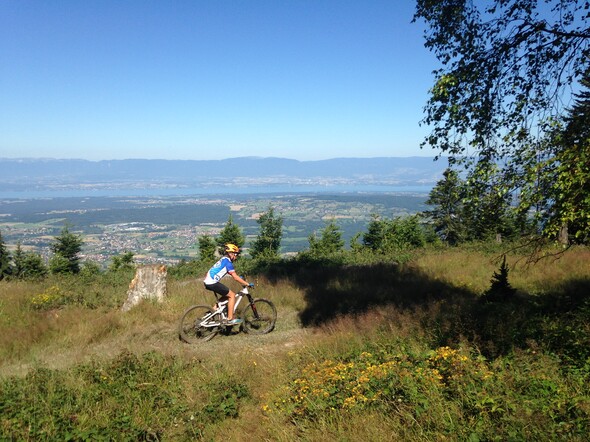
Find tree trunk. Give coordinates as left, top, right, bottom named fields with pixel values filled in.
left=558, top=223, right=569, bottom=245
left=121, top=264, right=167, bottom=312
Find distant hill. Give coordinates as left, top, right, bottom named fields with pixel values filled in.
left=0, top=157, right=448, bottom=190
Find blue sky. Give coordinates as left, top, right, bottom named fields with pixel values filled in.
left=0, top=1, right=440, bottom=161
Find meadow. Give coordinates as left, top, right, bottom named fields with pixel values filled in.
left=0, top=245, right=589, bottom=441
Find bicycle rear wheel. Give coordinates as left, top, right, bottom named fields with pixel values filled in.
left=241, top=298, right=276, bottom=334
left=179, top=305, right=220, bottom=343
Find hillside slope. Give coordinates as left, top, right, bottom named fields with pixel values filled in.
left=1, top=247, right=588, bottom=441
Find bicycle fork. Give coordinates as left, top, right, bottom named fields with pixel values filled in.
left=245, top=293, right=261, bottom=319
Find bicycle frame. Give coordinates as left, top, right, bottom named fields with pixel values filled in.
left=201, top=287, right=254, bottom=328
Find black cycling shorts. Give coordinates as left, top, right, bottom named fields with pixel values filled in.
left=204, top=282, right=230, bottom=296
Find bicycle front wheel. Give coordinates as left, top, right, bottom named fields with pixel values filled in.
left=179, top=305, right=220, bottom=343
left=241, top=298, right=277, bottom=334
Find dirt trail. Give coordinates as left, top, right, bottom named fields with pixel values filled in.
left=0, top=312, right=311, bottom=378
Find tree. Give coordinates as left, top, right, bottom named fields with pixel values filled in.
left=349, top=231, right=364, bottom=253
left=109, top=251, right=135, bottom=272
left=250, top=206, right=283, bottom=260
left=0, top=231, right=11, bottom=280
left=544, top=69, right=590, bottom=243
left=50, top=225, right=83, bottom=274
left=424, top=168, right=466, bottom=244
left=362, top=214, right=386, bottom=251
left=49, top=254, right=73, bottom=275
left=378, top=216, right=427, bottom=251
left=217, top=215, right=245, bottom=254
left=307, top=220, right=344, bottom=257
left=12, top=242, right=27, bottom=278
left=482, top=255, right=516, bottom=302
left=80, top=260, right=102, bottom=279
left=461, top=164, right=523, bottom=241
left=362, top=215, right=428, bottom=251
left=21, top=252, right=47, bottom=279
left=425, top=167, right=525, bottom=244
left=414, top=0, right=590, bottom=238
left=11, top=241, right=47, bottom=279
left=198, top=235, right=217, bottom=263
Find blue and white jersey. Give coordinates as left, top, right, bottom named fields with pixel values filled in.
left=204, top=256, right=235, bottom=285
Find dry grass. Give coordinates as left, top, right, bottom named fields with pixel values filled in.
left=0, top=273, right=310, bottom=377
left=2, top=246, right=586, bottom=376
left=413, top=244, right=590, bottom=295
left=413, top=247, right=498, bottom=293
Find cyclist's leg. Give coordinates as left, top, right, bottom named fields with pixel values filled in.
left=225, top=290, right=237, bottom=320
left=204, top=282, right=236, bottom=318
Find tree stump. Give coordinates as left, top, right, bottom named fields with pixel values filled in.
left=558, top=223, right=569, bottom=245
left=121, top=264, right=167, bottom=312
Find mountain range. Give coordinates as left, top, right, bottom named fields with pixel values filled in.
left=0, top=156, right=448, bottom=190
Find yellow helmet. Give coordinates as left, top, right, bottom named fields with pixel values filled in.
left=224, top=243, right=240, bottom=254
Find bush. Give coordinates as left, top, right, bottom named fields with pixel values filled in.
left=0, top=351, right=252, bottom=441
left=168, top=258, right=208, bottom=280
left=265, top=342, right=590, bottom=440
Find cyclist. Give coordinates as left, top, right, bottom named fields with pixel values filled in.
left=203, top=243, right=251, bottom=325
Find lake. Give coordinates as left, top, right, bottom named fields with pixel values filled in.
left=0, top=183, right=433, bottom=199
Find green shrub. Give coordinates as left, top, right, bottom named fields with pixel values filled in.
left=168, top=258, right=208, bottom=280
left=265, top=342, right=590, bottom=440
left=0, top=351, right=251, bottom=441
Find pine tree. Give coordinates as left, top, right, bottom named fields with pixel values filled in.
left=21, top=252, right=46, bottom=279
left=12, top=242, right=25, bottom=278
left=216, top=215, right=245, bottom=255
left=13, top=248, right=48, bottom=280
left=198, top=235, right=216, bottom=263
left=250, top=206, right=283, bottom=260
left=50, top=224, right=83, bottom=274
left=563, top=70, right=590, bottom=148
left=548, top=69, right=590, bottom=243
left=482, top=255, right=516, bottom=302
left=423, top=168, right=466, bottom=245
left=0, top=231, right=11, bottom=280
left=308, top=220, right=344, bottom=257
left=362, top=214, right=385, bottom=251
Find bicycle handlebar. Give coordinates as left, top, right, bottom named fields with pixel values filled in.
left=239, top=285, right=254, bottom=295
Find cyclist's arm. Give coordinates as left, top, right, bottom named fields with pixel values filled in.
left=228, top=270, right=249, bottom=286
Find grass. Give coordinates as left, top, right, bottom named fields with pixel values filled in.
left=0, top=245, right=589, bottom=440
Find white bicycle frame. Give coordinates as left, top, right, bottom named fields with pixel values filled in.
left=200, top=287, right=250, bottom=328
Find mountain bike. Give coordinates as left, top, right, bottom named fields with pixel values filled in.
left=178, top=285, right=277, bottom=343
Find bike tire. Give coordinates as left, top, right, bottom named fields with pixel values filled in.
left=179, top=305, right=220, bottom=343
left=241, top=298, right=277, bottom=335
